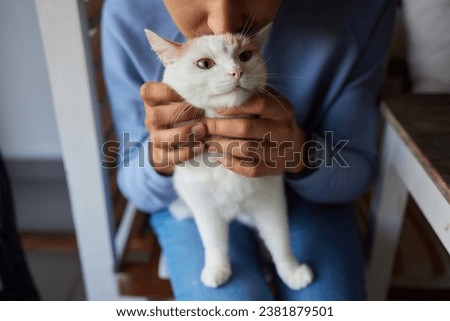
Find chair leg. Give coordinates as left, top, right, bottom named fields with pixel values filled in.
left=366, top=124, right=408, bottom=300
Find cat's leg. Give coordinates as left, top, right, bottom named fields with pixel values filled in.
left=190, top=206, right=232, bottom=288
left=169, top=198, right=192, bottom=220
left=250, top=192, right=313, bottom=290
left=174, top=172, right=232, bottom=287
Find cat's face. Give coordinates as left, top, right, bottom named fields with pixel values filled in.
left=146, top=26, right=270, bottom=110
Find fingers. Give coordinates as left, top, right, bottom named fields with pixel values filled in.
left=151, top=124, right=206, bottom=148
left=149, top=122, right=205, bottom=175
left=204, top=90, right=295, bottom=140
left=151, top=142, right=204, bottom=176
left=216, top=93, right=292, bottom=119
left=208, top=138, right=264, bottom=161
left=152, top=142, right=204, bottom=167
left=141, top=82, right=204, bottom=129
left=140, top=81, right=181, bottom=106
left=208, top=137, right=283, bottom=177
left=146, top=102, right=204, bottom=129
left=217, top=155, right=280, bottom=177
left=205, top=117, right=287, bottom=140
left=141, top=82, right=303, bottom=177
left=141, top=82, right=207, bottom=171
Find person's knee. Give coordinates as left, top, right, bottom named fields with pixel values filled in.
left=174, top=281, right=274, bottom=301
left=277, top=273, right=366, bottom=300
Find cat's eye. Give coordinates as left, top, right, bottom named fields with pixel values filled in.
left=239, top=51, right=253, bottom=62
left=196, top=58, right=215, bottom=70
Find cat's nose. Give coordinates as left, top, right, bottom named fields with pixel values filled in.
left=230, top=69, right=243, bottom=80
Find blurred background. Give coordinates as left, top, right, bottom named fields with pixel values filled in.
left=0, top=0, right=82, bottom=300
left=0, top=0, right=449, bottom=300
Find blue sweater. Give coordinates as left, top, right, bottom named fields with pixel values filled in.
left=101, top=0, right=395, bottom=213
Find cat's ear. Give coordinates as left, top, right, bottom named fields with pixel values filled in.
left=252, top=23, right=273, bottom=48
left=145, top=29, right=182, bottom=65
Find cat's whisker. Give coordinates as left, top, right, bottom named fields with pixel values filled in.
left=167, top=109, right=186, bottom=128
left=252, top=57, right=272, bottom=73
left=174, top=101, right=200, bottom=124
left=169, top=89, right=212, bottom=126
left=265, top=73, right=306, bottom=80
left=246, top=21, right=265, bottom=39
left=240, top=13, right=259, bottom=39
left=240, top=14, right=253, bottom=38
left=256, top=85, right=289, bottom=113
left=263, top=79, right=291, bottom=95
left=265, top=84, right=290, bottom=98
left=166, top=99, right=199, bottom=128
left=185, top=90, right=213, bottom=108
left=253, top=90, right=263, bottom=101
left=252, top=61, right=267, bottom=72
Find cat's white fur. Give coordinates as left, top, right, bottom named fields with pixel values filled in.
left=145, top=25, right=313, bottom=290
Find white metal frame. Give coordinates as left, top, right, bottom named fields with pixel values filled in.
left=35, top=0, right=139, bottom=300
left=367, top=114, right=450, bottom=300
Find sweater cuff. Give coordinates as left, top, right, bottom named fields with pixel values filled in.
left=285, top=132, right=324, bottom=180
left=143, top=141, right=174, bottom=189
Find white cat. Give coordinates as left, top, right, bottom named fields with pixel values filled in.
left=145, top=25, right=313, bottom=290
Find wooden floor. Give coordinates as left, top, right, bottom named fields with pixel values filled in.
left=116, top=211, right=173, bottom=299
left=21, top=210, right=174, bottom=300
left=22, top=236, right=85, bottom=301
left=21, top=200, right=450, bottom=301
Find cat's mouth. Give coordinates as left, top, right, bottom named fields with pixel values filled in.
left=225, top=85, right=242, bottom=94
left=213, top=84, right=247, bottom=97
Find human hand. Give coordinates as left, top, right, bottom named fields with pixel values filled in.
left=140, top=82, right=206, bottom=176
left=204, top=90, right=306, bottom=177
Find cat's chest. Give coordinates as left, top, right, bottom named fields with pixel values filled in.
left=174, top=157, right=256, bottom=200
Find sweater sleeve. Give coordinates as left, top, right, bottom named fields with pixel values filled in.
left=286, top=0, right=396, bottom=204
left=101, top=1, right=177, bottom=213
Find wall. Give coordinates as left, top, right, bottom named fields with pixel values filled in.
left=0, top=0, right=61, bottom=159
left=0, top=0, right=73, bottom=231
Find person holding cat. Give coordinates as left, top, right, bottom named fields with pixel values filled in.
left=101, top=0, right=395, bottom=300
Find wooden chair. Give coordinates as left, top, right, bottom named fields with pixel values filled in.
left=35, top=0, right=171, bottom=300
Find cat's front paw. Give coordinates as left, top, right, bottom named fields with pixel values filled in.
left=169, top=198, right=192, bottom=220
left=201, top=265, right=232, bottom=288
left=282, top=264, right=314, bottom=290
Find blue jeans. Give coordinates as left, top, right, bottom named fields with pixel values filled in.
left=149, top=193, right=366, bottom=300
